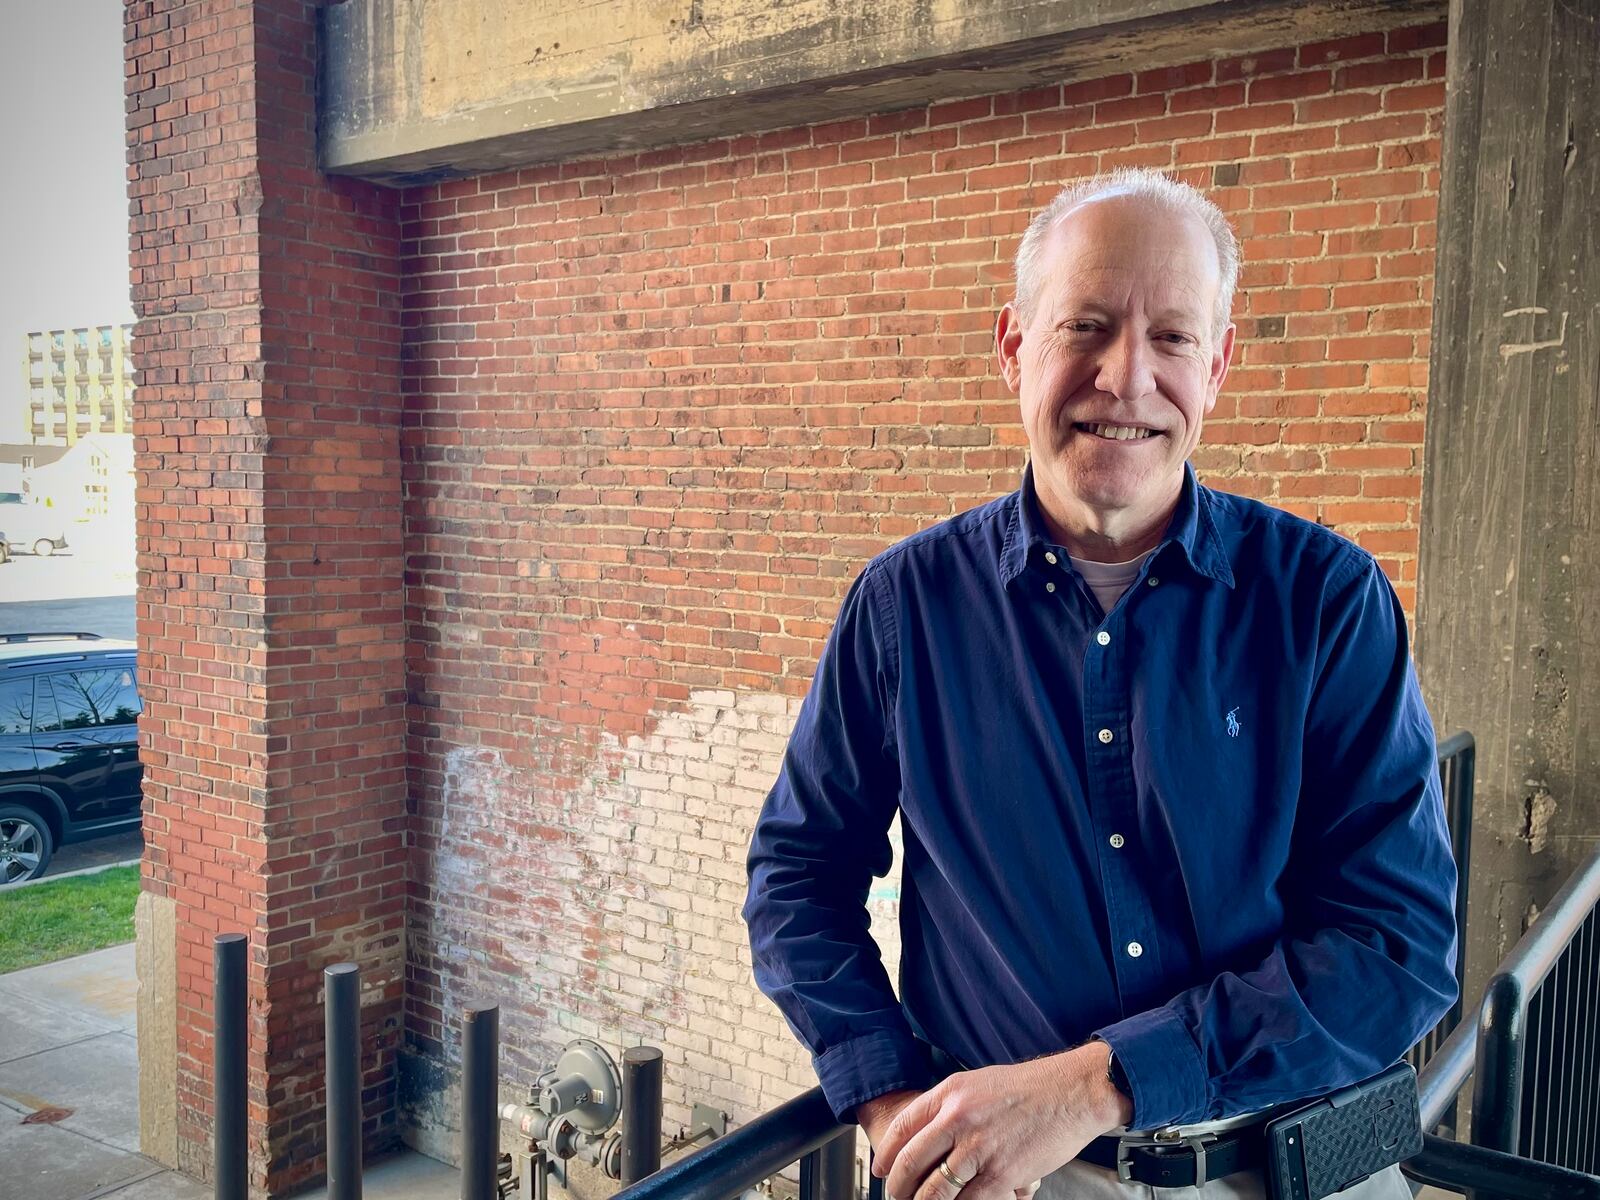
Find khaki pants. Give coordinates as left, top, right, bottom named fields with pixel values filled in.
left=1039, top=1159, right=1414, bottom=1200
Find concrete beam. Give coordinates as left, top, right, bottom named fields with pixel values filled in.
left=320, top=0, right=1440, bottom=185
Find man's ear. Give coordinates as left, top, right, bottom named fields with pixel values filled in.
left=996, top=303, right=1025, bottom=394
left=1203, top=321, right=1237, bottom=414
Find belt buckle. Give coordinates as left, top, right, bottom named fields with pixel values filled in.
left=1112, top=1132, right=1166, bottom=1185
left=1114, top=1129, right=1220, bottom=1188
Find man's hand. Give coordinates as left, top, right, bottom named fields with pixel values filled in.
left=864, top=1044, right=1133, bottom=1200
left=860, top=1090, right=1041, bottom=1200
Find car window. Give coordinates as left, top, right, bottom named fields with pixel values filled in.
left=31, top=677, right=63, bottom=734
left=43, top=667, right=142, bottom=730
left=0, top=678, right=30, bottom=735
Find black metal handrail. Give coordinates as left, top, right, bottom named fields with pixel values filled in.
left=608, top=1088, right=852, bottom=1200
left=1404, top=843, right=1600, bottom=1198
left=1473, top=845, right=1600, bottom=1170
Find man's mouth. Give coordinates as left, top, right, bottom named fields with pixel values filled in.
left=1074, top=422, right=1159, bottom=441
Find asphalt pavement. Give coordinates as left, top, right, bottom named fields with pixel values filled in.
left=0, top=593, right=135, bottom=641
left=0, top=545, right=136, bottom=640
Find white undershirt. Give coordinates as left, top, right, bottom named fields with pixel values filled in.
left=1068, top=546, right=1158, bottom=616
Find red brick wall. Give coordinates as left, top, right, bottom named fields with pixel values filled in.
left=398, top=19, right=1445, bottom=1163
left=128, top=0, right=406, bottom=1192
left=131, top=1, right=1448, bottom=1187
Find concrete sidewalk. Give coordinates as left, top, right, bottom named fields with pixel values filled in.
left=0, top=943, right=205, bottom=1199
left=0, top=943, right=461, bottom=1199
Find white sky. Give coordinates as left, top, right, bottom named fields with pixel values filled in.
left=0, top=2, right=134, bottom=432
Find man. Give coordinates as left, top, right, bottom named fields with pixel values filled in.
left=741, top=168, right=1458, bottom=1200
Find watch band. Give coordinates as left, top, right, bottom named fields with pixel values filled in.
left=1101, top=1041, right=1132, bottom=1100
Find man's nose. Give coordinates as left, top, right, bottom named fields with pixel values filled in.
left=1094, top=329, right=1156, bottom=403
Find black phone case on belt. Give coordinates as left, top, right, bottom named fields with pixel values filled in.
left=1262, top=1061, right=1423, bottom=1200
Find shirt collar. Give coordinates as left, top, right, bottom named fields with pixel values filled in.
left=999, top=459, right=1236, bottom=590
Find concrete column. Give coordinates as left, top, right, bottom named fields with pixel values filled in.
left=1414, top=0, right=1600, bottom=1008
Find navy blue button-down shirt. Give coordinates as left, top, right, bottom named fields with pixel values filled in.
left=742, top=459, right=1458, bottom=1131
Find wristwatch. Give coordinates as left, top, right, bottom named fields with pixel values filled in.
left=1103, top=1043, right=1133, bottom=1100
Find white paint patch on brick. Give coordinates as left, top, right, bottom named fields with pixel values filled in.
left=412, top=689, right=907, bottom=1184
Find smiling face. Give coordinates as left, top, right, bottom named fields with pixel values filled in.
left=996, top=193, right=1236, bottom=554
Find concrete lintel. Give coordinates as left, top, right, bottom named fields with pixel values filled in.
left=320, top=0, right=1440, bottom=186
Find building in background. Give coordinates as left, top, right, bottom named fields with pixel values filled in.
left=0, top=443, right=69, bottom=503
left=18, top=432, right=135, bottom=519
left=22, top=323, right=134, bottom=445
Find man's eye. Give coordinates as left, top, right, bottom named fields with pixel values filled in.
left=1158, top=333, right=1191, bottom=344
left=1064, top=321, right=1099, bottom=333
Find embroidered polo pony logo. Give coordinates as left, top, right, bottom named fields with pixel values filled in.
left=1225, top=707, right=1241, bottom=738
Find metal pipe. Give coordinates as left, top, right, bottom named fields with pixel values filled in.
left=1402, top=1132, right=1600, bottom=1199
left=621, top=1047, right=664, bottom=1184
left=325, top=962, right=363, bottom=1200
left=798, top=1129, right=855, bottom=1200
left=214, top=933, right=248, bottom=1200
left=462, top=1005, right=500, bottom=1200
left=1417, top=1012, right=1477, bottom=1131
left=607, top=1086, right=841, bottom=1200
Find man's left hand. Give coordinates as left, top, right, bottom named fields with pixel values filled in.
left=869, top=1044, right=1133, bottom=1200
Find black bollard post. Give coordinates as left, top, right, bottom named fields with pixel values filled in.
left=620, top=1046, right=664, bottom=1183
left=214, top=933, right=247, bottom=1200
left=461, top=1005, right=500, bottom=1200
left=324, top=962, right=362, bottom=1200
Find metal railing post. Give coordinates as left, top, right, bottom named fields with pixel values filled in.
left=621, top=1046, right=664, bottom=1184
left=461, top=1005, right=500, bottom=1200
left=325, top=962, right=362, bottom=1199
left=214, top=933, right=247, bottom=1200
left=798, top=1129, right=855, bottom=1200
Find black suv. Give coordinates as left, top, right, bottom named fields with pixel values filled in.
left=0, top=633, right=142, bottom=885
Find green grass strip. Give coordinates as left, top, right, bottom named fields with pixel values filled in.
left=0, top=865, right=140, bottom=974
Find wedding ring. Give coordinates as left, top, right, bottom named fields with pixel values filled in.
left=938, top=1160, right=972, bottom=1190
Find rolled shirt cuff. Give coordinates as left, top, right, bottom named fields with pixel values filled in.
left=1092, top=1005, right=1211, bottom=1130
left=814, top=1026, right=939, bottom=1125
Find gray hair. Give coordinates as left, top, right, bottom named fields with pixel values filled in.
left=1012, top=168, right=1241, bottom=344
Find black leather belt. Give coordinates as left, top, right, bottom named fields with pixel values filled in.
left=915, top=1034, right=1265, bottom=1190
left=1076, top=1124, right=1265, bottom=1189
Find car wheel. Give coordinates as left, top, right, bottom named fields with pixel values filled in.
left=0, top=806, right=54, bottom=885
left=32, top=538, right=54, bottom=557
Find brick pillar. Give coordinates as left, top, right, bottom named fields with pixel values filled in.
left=128, top=1, right=406, bottom=1193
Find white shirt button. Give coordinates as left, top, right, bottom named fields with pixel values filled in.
left=1045, top=551, right=1058, bottom=565
left=1147, top=576, right=1160, bottom=587
left=1097, top=728, right=1114, bottom=744
left=1096, top=631, right=1111, bottom=646
left=1127, top=941, right=1144, bottom=958
left=1109, top=833, right=1125, bottom=849
left=1046, top=581, right=1056, bottom=593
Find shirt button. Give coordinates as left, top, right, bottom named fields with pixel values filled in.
left=1127, top=942, right=1144, bottom=958
left=1045, top=551, right=1058, bottom=565
left=1147, top=576, right=1160, bottom=587
left=1097, top=728, right=1114, bottom=744
left=1096, top=631, right=1111, bottom=646
left=1046, top=581, right=1056, bottom=593
left=1109, top=833, right=1125, bottom=849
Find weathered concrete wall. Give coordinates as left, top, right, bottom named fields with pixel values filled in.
left=320, top=0, right=1441, bottom=183
left=1414, top=0, right=1600, bottom=1021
